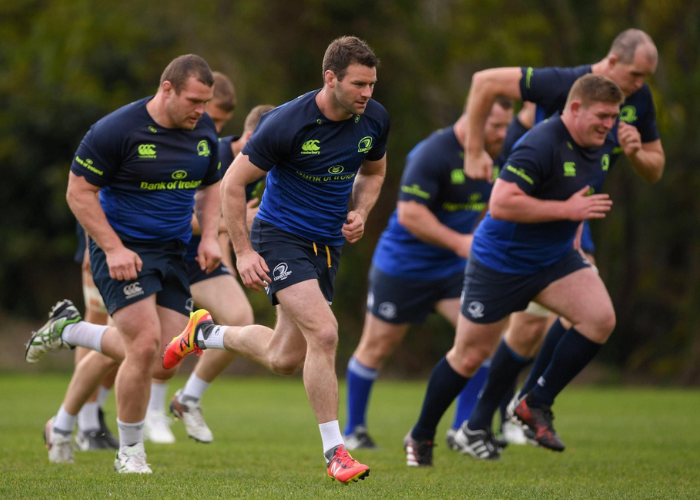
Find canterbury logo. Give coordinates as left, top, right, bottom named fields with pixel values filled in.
left=301, top=140, right=320, bottom=155
left=138, top=144, right=156, bottom=158
left=123, top=282, right=144, bottom=299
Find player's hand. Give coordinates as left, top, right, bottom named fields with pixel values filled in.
left=342, top=211, right=365, bottom=243
left=105, top=246, right=142, bottom=281
left=245, top=198, right=260, bottom=232
left=236, top=249, right=270, bottom=291
left=565, top=186, right=612, bottom=221
left=196, top=236, right=222, bottom=274
left=454, top=234, right=474, bottom=259
left=618, top=122, right=642, bottom=157
left=464, top=149, right=494, bottom=182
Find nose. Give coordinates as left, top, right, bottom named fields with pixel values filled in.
left=194, top=103, right=205, bottom=115
left=361, top=85, right=373, bottom=98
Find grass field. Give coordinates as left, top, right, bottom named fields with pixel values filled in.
left=1, top=373, right=699, bottom=499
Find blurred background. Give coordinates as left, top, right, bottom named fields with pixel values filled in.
left=1, top=0, right=698, bottom=383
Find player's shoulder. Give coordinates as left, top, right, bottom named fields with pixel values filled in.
left=363, top=98, right=390, bottom=123
left=197, top=113, right=218, bottom=137
left=625, top=83, right=654, bottom=106
left=522, top=115, right=566, bottom=146
left=90, top=96, right=153, bottom=139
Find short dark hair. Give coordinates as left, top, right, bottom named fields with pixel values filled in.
left=243, top=104, right=275, bottom=133
left=160, top=55, right=214, bottom=93
left=565, top=74, right=625, bottom=109
left=322, top=36, right=378, bottom=81
left=493, top=95, right=514, bottom=111
left=212, top=72, right=236, bottom=112
left=609, top=29, right=657, bottom=64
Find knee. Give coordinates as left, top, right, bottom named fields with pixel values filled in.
left=269, top=352, right=305, bottom=376
left=447, top=346, right=490, bottom=377
left=127, top=334, right=160, bottom=364
left=307, top=326, right=338, bottom=352
left=595, top=309, right=616, bottom=339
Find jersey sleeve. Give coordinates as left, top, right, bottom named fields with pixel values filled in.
left=201, top=136, right=221, bottom=186
left=519, top=66, right=582, bottom=115
left=365, top=109, right=391, bottom=162
left=498, top=135, right=550, bottom=195
left=637, top=89, right=660, bottom=143
left=397, top=149, right=441, bottom=206
left=70, top=125, right=124, bottom=187
left=240, top=111, right=293, bottom=171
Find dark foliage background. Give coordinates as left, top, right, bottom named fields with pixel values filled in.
left=1, top=0, right=698, bottom=382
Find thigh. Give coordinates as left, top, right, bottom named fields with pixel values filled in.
left=191, top=274, right=253, bottom=326
left=356, top=312, right=409, bottom=351
left=111, top=295, right=160, bottom=347
left=276, top=279, right=338, bottom=335
left=535, top=267, right=613, bottom=327
left=435, top=298, right=461, bottom=327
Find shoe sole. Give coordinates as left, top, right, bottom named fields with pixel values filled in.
left=329, top=468, right=370, bottom=484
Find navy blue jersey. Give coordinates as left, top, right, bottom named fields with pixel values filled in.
left=185, top=135, right=265, bottom=262
left=70, top=96, right=220, bottom=243
left=471, top=116, right=616, bottom=273
left=372, top=126, right=493, bottom=280
left=243, top=90, right=390, bottom=246
left=520, top=64, right=660, bottom=158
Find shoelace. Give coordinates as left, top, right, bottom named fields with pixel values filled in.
left=125, top=451, right=150, bottom=470
left=334, top=447, right=359, bottom=467
left=187, top=405, right=207, bottom=426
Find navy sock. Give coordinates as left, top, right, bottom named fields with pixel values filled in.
left=519, top=318, right=566, bottom=398
left=451, top=361, right=490, bottom=430
left=412, top=357, right=469, bottom=442
left=533, top=327, right=603, bottom=406
left=499, top=380, right=517, bottom=429
left=467, top=340, right=532, bottom=432
left=344, top=357, right=378, bottom=436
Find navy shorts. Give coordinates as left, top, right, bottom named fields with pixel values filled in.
left=367, top=265, right=464, bottom=324
left=461, top=250, right=591, bottom=324
left=250, top=219, right=342, bottom=306
left=90, top=237, right=192, bottom=316
left=187, top=260, right=233, bottom=285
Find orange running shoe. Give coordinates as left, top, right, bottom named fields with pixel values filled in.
left=162, top=310, right=212, bottom=369
left=325, top=444, right=370, bottom=484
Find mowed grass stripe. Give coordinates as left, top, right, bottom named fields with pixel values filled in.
left=1, top=374, right=698, bottom=499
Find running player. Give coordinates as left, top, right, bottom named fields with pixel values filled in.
left=163, top=36, right=389, bottom=484
left=343, top=97, right=513, bottom=450
left=25, top=54, right=221, bottom=473
left=404, top=74, right=624, bottom=465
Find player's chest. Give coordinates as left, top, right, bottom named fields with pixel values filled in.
left=290, top=124, right=378, bottom=173
left=547, top=143, right=614, bottom=196
left=120, top=134, right=214, bottom=184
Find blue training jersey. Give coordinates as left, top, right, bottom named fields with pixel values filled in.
left=243, top=90, right=391, bottom=246
left=70, top=96, right=220, bottom=243
left=185, top=135, right=265, bottom=262
left=372, top=126, right=494, bottom=280
left=471, top=116, right=616, bottom=274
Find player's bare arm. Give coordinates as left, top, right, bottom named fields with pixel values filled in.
left=343, top=154, right=386, bottom=244
left=66, top=172, right=142, bottom=281
left=618, top=124, right=665, bottom=183
left=194, top=181, right=223, bottom=273
left=397, top=200, right=473, bottom=258
left=221, top=153, right=270, bottom=289
left=490, top=179, right=613, bottom=223
left=465, top=67, right=522, bottom=181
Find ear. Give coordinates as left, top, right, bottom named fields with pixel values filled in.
left=607, top=54, right=619, bottom=69
left=570, top=100, right=582, bottom=116
left=323, top=70, right=337, bottom=88
left=244, top=130, right=253, bottom=141
left=162, top=81, right=175, bottom=96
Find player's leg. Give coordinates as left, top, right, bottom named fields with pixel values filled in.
left=512, top=264, right=614, bottom=451
left=171, top=274, right=254, bottom=443
left=345, top=312, right=409, bottom=449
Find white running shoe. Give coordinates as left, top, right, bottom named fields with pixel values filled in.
left=44, top=418, right=74, bottom=464
left=169, top=390, right=213, bottom=443
left=501, top=420, right=528, bottom=445
left=25, top=300, right=81, bottom=364
left=143, top=410, right=175, bottom=444
left=114, top=443, right=152, bottom=474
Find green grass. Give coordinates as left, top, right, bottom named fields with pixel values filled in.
left=1, top=373, right=699, bottom=499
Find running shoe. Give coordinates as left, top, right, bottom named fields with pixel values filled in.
left=25, top=300, right=81, bottom=363
left=44, top=417, right=74, bottom=464
left=162, top=310, right=212, bottom=369
left=114, top=443, right=152, bottom=474
left=513, top=392, right=566, bottom=451
left=325, top=444, right=370, bottom=484
left=453, top=423, right=501, bottom=460
left=344, top=425, right=377, bottom=450
left=404, top=431, right=433, bottom=467
left=170, top=389, right=213, bottom=443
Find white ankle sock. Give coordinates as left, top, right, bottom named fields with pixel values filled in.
left=196, top=325, right=226, bottom=349
left=97, top=386, right=111, bottom=407
left=78, top=401, right=100, bottom=432
left=147, top=382, right=168, bottom=413
left=180, top=373, right=211, bottom=404
left=54, top=404, right=77, bottom=434
left=319, top=420, right=344, bottom=454
left=62, top=322, right=108, bottom=353
left=117, top=418, right=144, bottom=448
